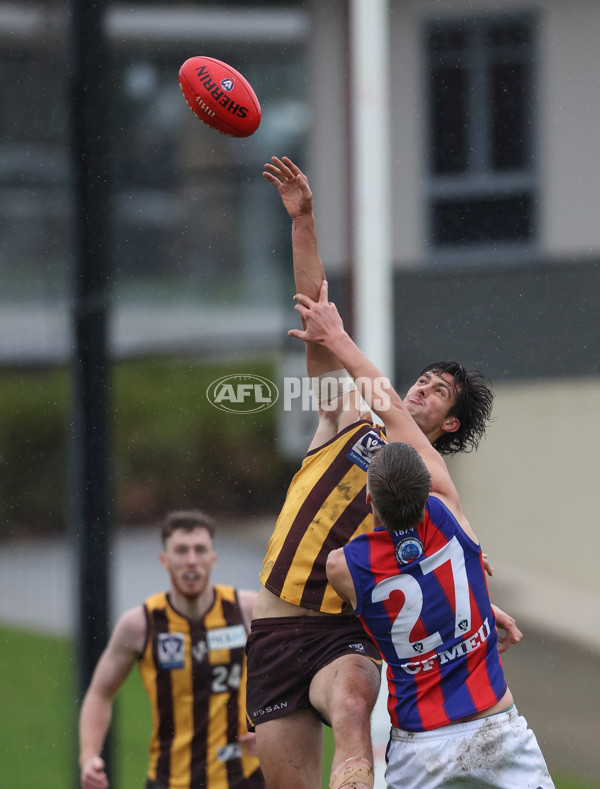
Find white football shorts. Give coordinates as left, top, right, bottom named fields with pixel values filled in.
left=385, top=705, right=555, bottom=789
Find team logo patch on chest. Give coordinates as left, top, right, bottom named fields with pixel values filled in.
left=395, top=536, right=424, bottom=565
left=157, top=632, right=185, bottom=669
left=346, top=431, right=386, bottom=471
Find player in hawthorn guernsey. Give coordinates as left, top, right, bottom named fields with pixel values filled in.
left=79, top=510, right=264, bottom=789
left=246, top=157, right=521, bottom=789
left=293, top=284, right=555, bottom=788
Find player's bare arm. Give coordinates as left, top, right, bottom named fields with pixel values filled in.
left=264, top=156, right=347, bottom=399
left=265, top=157, right=360, bottom=442
left=289, top=282, right=457, bottom=498
left=492, top=603, right=523, bottom=653
left=326, top=548, right=357, bottom=609
left=79, top=607, right=146, bottom=789
left=237, top=589, right=258, bottom=633
left=263, top=156, right=325, bottom=303
left=231, top=588, right=260, bottom=758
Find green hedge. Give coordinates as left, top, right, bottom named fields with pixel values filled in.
left=0, top=366, right=69, bottom=537
left=0, top=356, right=296, bottom=539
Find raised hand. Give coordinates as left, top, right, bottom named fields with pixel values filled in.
left=263, top=156, right=314, bottom=219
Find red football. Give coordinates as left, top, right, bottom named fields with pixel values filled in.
left=178, top=56, right=261, bottom=138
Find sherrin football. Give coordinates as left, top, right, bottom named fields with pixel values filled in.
left=178, top=56, right=261, bottom=138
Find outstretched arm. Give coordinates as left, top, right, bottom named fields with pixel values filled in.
left=289, top=280, right=456, bottom=499
left=263, top=156, right=325, bottom=304
left=79, top=608, right=145, bottom=789
left=264, top=157, right=348, bottom=377
left=265, top=156, right=362, bottom=442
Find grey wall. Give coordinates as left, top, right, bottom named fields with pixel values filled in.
left=331, top=257, right=599, bottom=385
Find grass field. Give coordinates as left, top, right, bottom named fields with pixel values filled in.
left=1, top=625, right=598, bottom=789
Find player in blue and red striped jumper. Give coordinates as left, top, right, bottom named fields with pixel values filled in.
left=291, top=280, right=555, bottom=789
left=346, top=490, right=507, bottom=734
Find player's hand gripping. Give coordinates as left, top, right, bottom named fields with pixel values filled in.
left=492, top=604, right=523, bottom=653
left=263, top=156, right=314, bottom=220
left=81, top=755, right=108, bottom=789
left=289, top=280, right=344, bottom=346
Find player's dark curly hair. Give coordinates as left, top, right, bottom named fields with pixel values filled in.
left=367, top=442, right=432, bottom=532
left=161, top=509, right=217, bottom=544
left=420, top=361, right=494, bottom=456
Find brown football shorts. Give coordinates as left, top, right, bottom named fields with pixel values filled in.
left=245, top=615, right=382, bottom=729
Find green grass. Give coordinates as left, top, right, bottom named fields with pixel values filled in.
left=0, top=625, right=597, bottom=789
left=554, top=777, right=600, bottom=789
left=0, top=625, right=150, bottom=789
left=0, top=356, right=295, bottom=540
left=0, top=626, right=76, bottom=788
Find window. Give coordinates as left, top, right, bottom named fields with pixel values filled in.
left=0, top=3, right=308, bottom=313
left=426, top=14, right=536, bottom=261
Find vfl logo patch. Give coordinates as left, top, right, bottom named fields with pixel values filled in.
left=349, top=643, right=365, bottom=652
left=207, top=625, right=246, bottom=651
left=220, top=78, right=235, bottom=91
left=192, top=640, right=208, bottom=662
left=395, top=536, right=424, bottom=566
left=157, top=632, right=185, bottom=669
left=346, top=431, right=386, bottom=471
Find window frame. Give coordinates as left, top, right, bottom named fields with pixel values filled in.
left=424, top=11, right=539, bottom=267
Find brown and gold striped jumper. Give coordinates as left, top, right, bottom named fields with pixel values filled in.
left=139, top=587, right=262, bottom=789
left=260, top=420, right=387, bottom=613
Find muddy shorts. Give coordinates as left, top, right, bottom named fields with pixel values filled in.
left=245, top=615, right=382, bottom=729
left=386, top=705, right=555, bottom=788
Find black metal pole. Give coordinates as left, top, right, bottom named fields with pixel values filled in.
left=68, top=0, right=113, bottom=782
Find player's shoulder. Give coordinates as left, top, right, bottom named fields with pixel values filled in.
left=424, top=494, right=458, bottom=526
left=234, top=588, right=258, bottom=631
left=308, top=416, right=384, bottom=457
left=215, top=585, right=257, bottom=607
left=424, top=495, right=478, bottom=544
left=347, top=526, right=388, bottom=553
left=425, top=494, right=446, bottom=515
left=116, top=604, right=146, bottom=627
left=236, top=587, right=258, bottom=601
left=213, top=583, right=237, bottom=598
left=112, top=605, right=147, bottom=651
left=143, top=590, right=169, bottom=609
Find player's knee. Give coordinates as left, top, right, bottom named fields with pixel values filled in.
left=347, top=691, right=373, bottom=719
left=331, top=692, right=373, bottom=733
